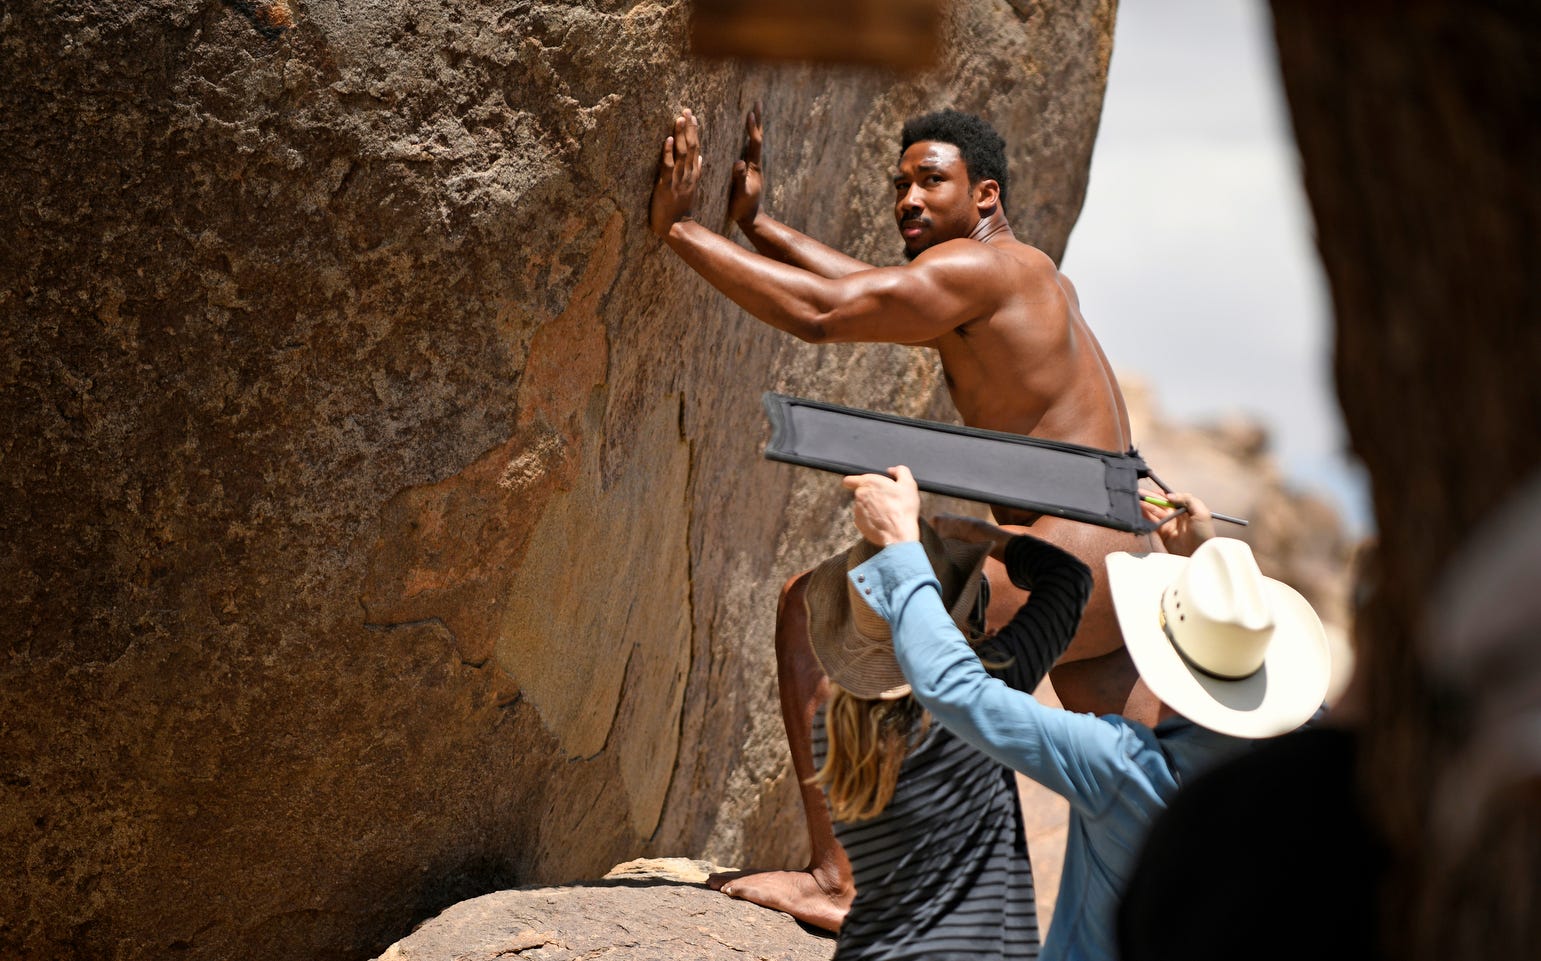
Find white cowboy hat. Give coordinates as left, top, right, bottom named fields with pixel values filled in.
left=804, top=520, right=991, bottom=700
left=1107, top=537, right=1331, bottom=739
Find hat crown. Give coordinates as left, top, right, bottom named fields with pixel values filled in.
left=1107, top=537, right=1333, bottom=739
left=1161, top=538, right=1276, bottom=680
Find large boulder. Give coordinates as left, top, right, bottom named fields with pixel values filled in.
left=0, top=1, right=1118, bottom=958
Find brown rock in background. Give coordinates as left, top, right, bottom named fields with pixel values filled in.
left=1119, top=375, right=1356, bottom=641
left=0, top=1, right=1118, bottom=958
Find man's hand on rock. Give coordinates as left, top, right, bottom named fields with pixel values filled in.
left=650, top=109, right=703, bottom=237
left=843, top=466, right=921, bottom=548
left=729, top=101, right=764, bottom=231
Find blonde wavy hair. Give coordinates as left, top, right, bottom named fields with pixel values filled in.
left=811, top=684, right=931, bottom=822
left=811, top=610, right=1001, bottom=822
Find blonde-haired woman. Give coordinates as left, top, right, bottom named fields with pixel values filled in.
left=803, top=509, right=1092, bottom=960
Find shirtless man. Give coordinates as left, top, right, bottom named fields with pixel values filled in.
left=649, top=105, right=1158, bottom=931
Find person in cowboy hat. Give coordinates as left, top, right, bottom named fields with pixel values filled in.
left=839, top=466, right=1335, bottom=961
left=797, top=509, right=1096, bottom=958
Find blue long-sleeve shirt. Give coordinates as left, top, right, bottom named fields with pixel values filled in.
left=852, top=537, right=1251, bottom=961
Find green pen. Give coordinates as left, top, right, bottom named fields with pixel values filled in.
left=1140, top=494, right=1249, bottom=527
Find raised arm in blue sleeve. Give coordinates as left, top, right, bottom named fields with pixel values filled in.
left=852, top=540, right=1128, bottom=815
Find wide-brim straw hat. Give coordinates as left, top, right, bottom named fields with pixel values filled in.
left=1107, top=537, right=1332, bottom=739
left=804, top=521, right=991, bottom=700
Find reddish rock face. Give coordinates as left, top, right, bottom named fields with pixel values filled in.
left=0, top=1, right=1117, bottom=958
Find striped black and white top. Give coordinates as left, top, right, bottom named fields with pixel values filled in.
left=814, top=536, right=1091, bottom=960
left=813, top=713, right=1038, bottom=960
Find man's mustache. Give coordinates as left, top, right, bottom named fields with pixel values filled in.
left=900, top=214, right=930, bottom=227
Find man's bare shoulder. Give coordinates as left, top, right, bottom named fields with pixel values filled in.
left=1058, top=270, right=1083, bottom=308
left=937, top=240, right=1068, bottom=311
left=911, top=236, right=1057, bottom=286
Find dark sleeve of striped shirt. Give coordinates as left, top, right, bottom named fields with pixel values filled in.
left=978, top=535, right=1094, bottom=693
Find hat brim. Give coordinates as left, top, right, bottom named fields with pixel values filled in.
left=1107, top=551, right=1332, bottom=738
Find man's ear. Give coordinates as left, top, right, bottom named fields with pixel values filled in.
left=974, top=179, right=1001, bottom=215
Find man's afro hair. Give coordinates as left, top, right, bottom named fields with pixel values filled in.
left=900, top=109, right=1009, bottom=208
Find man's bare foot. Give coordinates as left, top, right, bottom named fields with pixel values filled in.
left=706, top=867, right=851, bottom=933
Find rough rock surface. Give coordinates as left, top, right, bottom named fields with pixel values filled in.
left=0, top=1, right=1117, bottom=959
left=372, top=859, right=834, bottom=960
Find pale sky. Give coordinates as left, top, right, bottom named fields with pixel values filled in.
left=1063, top=0, right=1371, bottom=531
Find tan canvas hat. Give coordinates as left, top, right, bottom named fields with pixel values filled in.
left=1107, top=537, right=1331, bottom=738
left=804, top=521, right=991, bottom=700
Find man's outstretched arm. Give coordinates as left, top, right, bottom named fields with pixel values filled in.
left=737, top=213, right=875, bottom=279
left=728, top=103, right=874, bottom=279
left=652, top=110, right=997, bottom=345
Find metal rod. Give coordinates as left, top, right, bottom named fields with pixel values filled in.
left=1141, top=493, right=1250, bottom=527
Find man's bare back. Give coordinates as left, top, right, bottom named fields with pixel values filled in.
left=926, top=245, right=1121, bottom=448
left=649, top=105, right=1152, bottom=932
